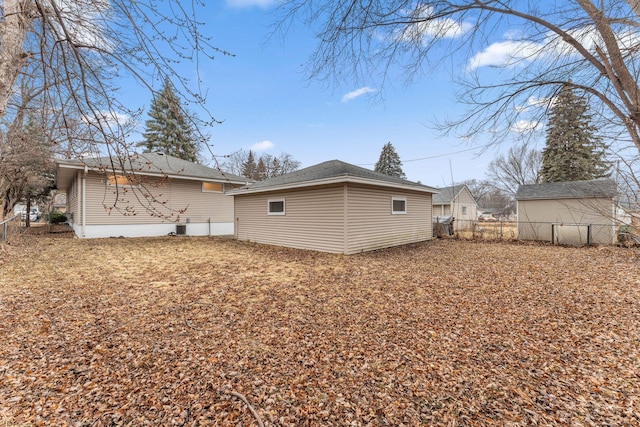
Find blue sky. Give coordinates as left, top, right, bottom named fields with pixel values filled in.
left=120, top=0, right=547, bottom=187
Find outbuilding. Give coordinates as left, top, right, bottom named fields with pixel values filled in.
left=229, top=160, right=438, bottom=254
left=515, top=179, right=618, bottom=245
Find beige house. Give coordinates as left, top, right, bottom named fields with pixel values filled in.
left=229, top=160, right=438, bottom=254
left=516, top=179, right=617, bottom=245
left=432, top=184, right=478, bottom=229
left=55, top=152, right=248, bottom=238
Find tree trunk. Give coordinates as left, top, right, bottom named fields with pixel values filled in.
left=0, top=0, right=30, bottom=119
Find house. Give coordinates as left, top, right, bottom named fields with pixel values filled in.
left=515, top=179, right=617, bottom=245
left=432, top=184, right=478, bottom=229
left=55, top=152, right=249, bottom=238
left=228, top=160, right=439, bottom=254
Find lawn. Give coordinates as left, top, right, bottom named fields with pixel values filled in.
left=1, top=236, right=639, bottom=426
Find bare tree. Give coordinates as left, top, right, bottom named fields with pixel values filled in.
left=278, top=1, right=640, bottom=154
left=220, top=150, right=301, bottom=180
left=487, top=143, right=542, bottom=196
left=0, top=0, right=232, bottom=216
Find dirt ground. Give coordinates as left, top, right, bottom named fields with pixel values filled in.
left=1, top=236, right=639, bottom=426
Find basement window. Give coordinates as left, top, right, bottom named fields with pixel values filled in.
left=268, top=198, right=285, bottom=215
left=391, top=197, right=407, bottom=214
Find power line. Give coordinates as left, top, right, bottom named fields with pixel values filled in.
left=358, top=143, right=493, bottom=166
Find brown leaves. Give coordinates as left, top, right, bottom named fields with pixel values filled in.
left=1, top=237, right=639, bottom=425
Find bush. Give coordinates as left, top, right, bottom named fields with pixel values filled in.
left=48, top=210, right=67, bottom=224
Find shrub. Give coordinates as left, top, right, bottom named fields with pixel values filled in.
left=48, top=210, right=67, bottom=224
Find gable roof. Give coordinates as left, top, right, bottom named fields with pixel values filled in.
left=433, top=184, right=473, bottom=205
left=515, top=179, right=617, bottom=200
left=56, top=152, right=249, bottom=189
left=228, top=160, right=438, bottom=195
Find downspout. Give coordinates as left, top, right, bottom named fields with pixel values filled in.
left=82, top=166, right=87, bottom=238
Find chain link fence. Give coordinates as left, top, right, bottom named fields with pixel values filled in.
left=0, top=215, right=22, bottom=243
left=438, top=218, right=620, bottom=246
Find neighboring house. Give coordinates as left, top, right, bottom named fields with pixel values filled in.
left=229, top=160, right=439, bottom=254
left=515, top=179, right=617, bottom=245
left=432, top=184, right=478, bottom=229
left=55, top=152, right=249, bottom=238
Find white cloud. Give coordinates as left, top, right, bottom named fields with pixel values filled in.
left=251, top=140, right=274, bottom=152
left=468, top=40, right=542, bottom=70
left=398, top=4, right=473, bottom=43
left=515, top=96, right=550, bottom=113
left=468, top=26, right=640, bottom=71
left=341, top=86, right=376, bottom=103
left=225, top=0, right=276, bottom=8
left=511, top=120, right=542, bottom=133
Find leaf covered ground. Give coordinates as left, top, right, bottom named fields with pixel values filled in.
left=1, top=236, right=639, bottom=426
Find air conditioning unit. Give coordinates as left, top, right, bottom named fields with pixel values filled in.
left=176, top=224, right=187, bottom=235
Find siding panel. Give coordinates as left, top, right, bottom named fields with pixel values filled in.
left=84, top=172, right=233, bottom=225
left=235, top=186, right=346, bottom=253
left=346, top=186, right=432, bottom=254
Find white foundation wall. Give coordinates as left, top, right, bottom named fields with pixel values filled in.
left=73, top=222, right=234, bottom=238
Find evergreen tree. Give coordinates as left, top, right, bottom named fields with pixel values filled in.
left=374, top=142, right=406, bottom=178
left=256, top=157, right=267, bottom=181
left=242, top=150, right=257, bottom=179
left=540, top=84, right=609, bottom=182
left=142, top=79, right=199, bottom=162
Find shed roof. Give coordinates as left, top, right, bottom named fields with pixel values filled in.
left=433, top=184, right=470, bottom=205
left=229, top=160, right=438, bottom=195
left=515, top=179, right=617, bottom=200
left=56, top=152, right=249, bottom=190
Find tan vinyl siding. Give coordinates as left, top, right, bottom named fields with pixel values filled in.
left=234, top=186, right=346, bottom=253
left=68, top=172, right=81, bottom=225
left=346, top=186, right=432, bottom=254
left=84, top=172, right=232, bottom=225
left=433, top=204, right=451, bottom=217
left=517, top=197, right=615, bottom=244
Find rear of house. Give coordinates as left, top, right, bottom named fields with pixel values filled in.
left=56, top=153, right=248, bottom=238
left=432, top=185, right=478, bottom=229
left=516, top=179, right=617, bottom=245
left=231, top=160, right=437, bottom=254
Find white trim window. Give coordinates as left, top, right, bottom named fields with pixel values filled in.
left=391, top=197, right=407, bottom=214
left=268, top=198, right=286, bottom=215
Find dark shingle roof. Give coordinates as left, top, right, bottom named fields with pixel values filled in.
left=230, top=160, right=438, bottom=194
left=515, top=179, right=617, bottom=200
left=58, top=152, right=248, bottom=183
left=433, top=185, right=467, bottom=205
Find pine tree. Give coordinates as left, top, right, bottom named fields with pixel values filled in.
left=540, top=84, right=609, bottom=183
left=242, top=150, right=257, bottom=179
left=374, top=142, right=406, bottom=178
left=142, top=79, right=199, bottom=162
left=256, top=157, right=267, bottom=181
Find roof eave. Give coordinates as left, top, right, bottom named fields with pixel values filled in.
left=228, top=175, right=439, bottom=195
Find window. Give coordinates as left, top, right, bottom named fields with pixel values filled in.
left=462, top=206, right=467, bottom=215
left=268, top=198, right=285, bottom=215
left=107, top=174, right=139, bottom=187
left=392, top=197, right=407, bottom=214
left=202, top=182, right=223, bottom=192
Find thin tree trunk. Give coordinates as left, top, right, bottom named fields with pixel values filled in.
left=0, top=0, right=30, bottom=119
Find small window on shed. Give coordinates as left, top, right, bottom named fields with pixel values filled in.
left=202, top=182, right=223, bottom=192
left=462, top=206, right=467, bottom=215
left=391, top=197, right=407, bottom=214
left=268, top=198, right=285, bottom=215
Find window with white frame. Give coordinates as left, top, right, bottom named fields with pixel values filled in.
left=391, top=197, right=407, bottom=214
left=462, top=206, right=467, bottom=215
left=268, top=198, right=285, bottom=215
